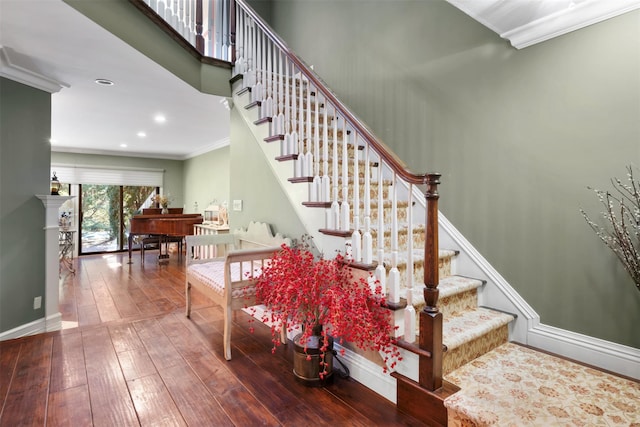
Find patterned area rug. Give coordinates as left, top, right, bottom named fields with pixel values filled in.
left=444, top=342, right=640, bottom=426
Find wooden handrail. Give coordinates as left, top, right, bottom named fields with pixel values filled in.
left=234, top=0, right=431, bottom=186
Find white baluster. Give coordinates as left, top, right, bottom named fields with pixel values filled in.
left=283, top=55, right=291, bottom=153
left=331, top=187, right=340, bottom=230
left=271, top=47, right=280, bottom=134
left=351, top=133, right=361, bottom=262
left=340, top=125, right=350, bottom=232
left=234, top=10, right=243, bottom=75
left=321, top=101, right=330, bottom=202
left=295, top=68, right=304, bottom=178
left=289, top=64, right=298, bottom=157
left=388, top=173, right=400, bottom=304
left=331, top=113, right=340, bottom=229
left=405, top=184, right=416, bottom=342
left=362, top=143, right=373, bottom=264
left=325, top=208, right=332, bottom=230
left=277, top=50, right=285, bottom=134
left=304, top=82, right=313, bottom=178
left=251, top=27, right=261, bottom=99
left=312, top=92, right=322, bottom=201
left=375, top=162, right=387, bottom=296
left=244, top=20, right=255, bottom=88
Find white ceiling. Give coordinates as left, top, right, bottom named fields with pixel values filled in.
left=0, top=0, right=230, bottom=161
left=2, top=0, right=638, bottom=162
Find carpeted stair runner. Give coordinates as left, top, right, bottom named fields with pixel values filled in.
left=443, top=342, right=640, bottom=426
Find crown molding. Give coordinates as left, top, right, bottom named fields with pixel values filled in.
left=502, top=0, right=640, bottom=49
left=184, top=137, right=231, bottom=159
left=0, top=46, right=69, bottom=93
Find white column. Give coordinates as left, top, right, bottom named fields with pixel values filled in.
left=36, top=195, right=74, bottom=332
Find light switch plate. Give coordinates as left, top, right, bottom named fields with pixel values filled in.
left=233, top=200, right=243, bottom=211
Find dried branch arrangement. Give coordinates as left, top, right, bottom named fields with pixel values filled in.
left=581, top=165, right=640, bottom=293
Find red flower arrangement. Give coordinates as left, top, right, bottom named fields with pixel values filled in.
left=250, top=238, right=400, bottom=378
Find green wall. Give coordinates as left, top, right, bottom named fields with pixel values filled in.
left=267, top=0, right=640, bottom=347
left=51, top=152, right=185, bottom=208
left=228, top=107, right=307, bottom=239
left=183, top=146, right=231, bottom=214
left=0, top=78, right=51, bottom=333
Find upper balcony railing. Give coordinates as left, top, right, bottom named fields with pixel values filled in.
left=137, top=0, right=232, bottom=62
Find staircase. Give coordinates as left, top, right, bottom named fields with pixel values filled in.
left=126, top=1, right=640, bottom=424
left=230, top=2, right=518, bottom=425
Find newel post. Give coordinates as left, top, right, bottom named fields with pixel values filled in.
left=419, top=173, right=442, bottom=390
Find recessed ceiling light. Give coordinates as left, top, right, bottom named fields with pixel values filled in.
left=120, top=143, right=127, bottom=148
left=154, top=114, right=166, bottom=123
left=49, top=138, right=57, bottom=144
left=137, top=131, right=146, bottom=138
left=95, top=78, right=114, bottom=86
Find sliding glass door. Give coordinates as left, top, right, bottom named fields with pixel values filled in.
left=79, top=185, right=157, bottom=254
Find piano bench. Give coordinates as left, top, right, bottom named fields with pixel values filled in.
left=140, top=235, right=183, bottom=263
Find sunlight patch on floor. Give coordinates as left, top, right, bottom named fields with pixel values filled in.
left=61, top=320, right=78, bottom=329
left=102, top=253, right=122, bottom=268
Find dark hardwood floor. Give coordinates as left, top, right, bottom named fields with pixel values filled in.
left=0, top=250, right=425, bottom=426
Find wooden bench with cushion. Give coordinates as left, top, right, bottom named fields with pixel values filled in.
left=185, top=221, right=291, bottom=360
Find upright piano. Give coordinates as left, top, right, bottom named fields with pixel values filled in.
left=128, top=213, right=203, bottom=263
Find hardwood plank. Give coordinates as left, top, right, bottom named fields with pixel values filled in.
left=234, top=335, right=373, bottom=427
left=326, top=377, right=426, bottom=426
left=158, top=363, right=233, bottom=426
left=273, top=402, right=330, bottom=426
left=74, top=287, right=96, bottom=307
left=46, top=384, right=92, bottom=426
left=151, top=297, right=179, bottom=314
left=0, top=339, right=20, bottom=404
left=128, top=287, right=162, bottom=316
left=222, top=342, right=303, bottom=416
left=82, top=327, right=139, bottom=426
left=1, top=336, right=53, bottom=425
left=50, top=332, right=87, bottom=392
left=90, top=280, right=121, bottom=323
left=109, top=323, right=144, bottom=353
left=160, top=314, right=282, bottom=426
left=107, top=286, right=141, bottom=318
left=127, top=374, right=187, bottom=427
left=77, top=304, right=101, bottom=327
left=217, top=385, right=281, bottom=427
left=133, top=318, right=183, bottom=370
left=235, top=310, right=416, bottom=427
left=117, top=348, right=158, bottom=381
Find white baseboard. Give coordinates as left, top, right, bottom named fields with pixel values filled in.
left=0, top=317, right=46, bottom=341
left=528, top=323, right=640, bottom=380
left=46, top=312, right=62, bottom=332
left=0, top=312, right=62, bottom=342
left=333, top=343, right=398, bottom=403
